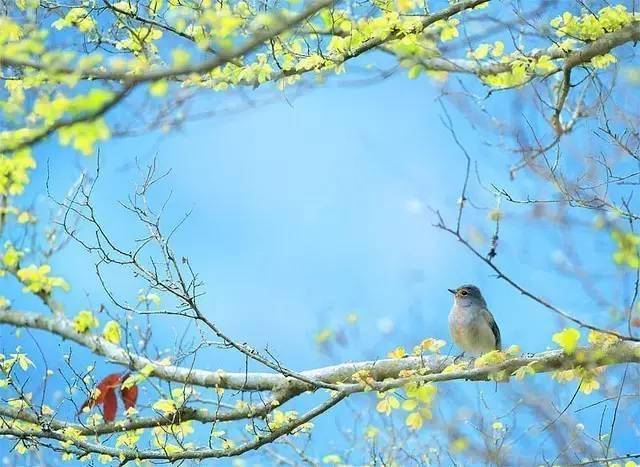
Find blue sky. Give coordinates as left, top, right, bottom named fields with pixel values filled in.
left=39, top=75, right=553, bottom=362
left=4, top=50, right=638, bottom=463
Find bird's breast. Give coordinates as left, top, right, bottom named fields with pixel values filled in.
left=448, top=306, right=470, bottom=338
left=449, top=305, right=474, bottom=326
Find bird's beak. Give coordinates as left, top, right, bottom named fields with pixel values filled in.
left=448, top=288, right=456, bottom=294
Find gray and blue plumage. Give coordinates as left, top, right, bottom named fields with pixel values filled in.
left=448, top=284, right=501, bottom=355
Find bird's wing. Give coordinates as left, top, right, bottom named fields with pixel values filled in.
left=482, top=308, right=501, bottom=350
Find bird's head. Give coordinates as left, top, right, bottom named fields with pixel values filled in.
left=448, top=284, right=485, bottom=306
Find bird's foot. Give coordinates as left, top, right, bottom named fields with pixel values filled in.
left=453, top=352, right=465, bottom=363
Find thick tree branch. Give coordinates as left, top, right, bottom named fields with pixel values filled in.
left=553, top=21, right=640, bottom=130
left=2, top=309, right=639, bottom=394
left=0, top=85, right=132, bottom=154
left=0, top=309, right=282, bottom=391
left=0, top=0, right=337, bottom=82
left=0, top=0, right=489, bottom=83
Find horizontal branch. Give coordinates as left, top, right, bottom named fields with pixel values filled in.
left=0, top=392, right=347, bottom=461
left=2, top=309, right=640, bottom=395
left=0, top=309, right=282, bottom=391
left=563, top=21, right=640, bottom=71
left=410, top=20, right=639, bottom=80
left=0, top=390, right=293, bottom=436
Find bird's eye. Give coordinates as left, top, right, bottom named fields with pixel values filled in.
left=460, top=290, right=468, bottom=296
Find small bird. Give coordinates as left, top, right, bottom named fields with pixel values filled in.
left=448, top=284, right=501, bottom=357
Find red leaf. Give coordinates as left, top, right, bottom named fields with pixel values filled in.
left=102, top=385, right=118, bottom=422
left=121, top=384, right=138, bottom=410
left=78, top=373, right=123, bottom=415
